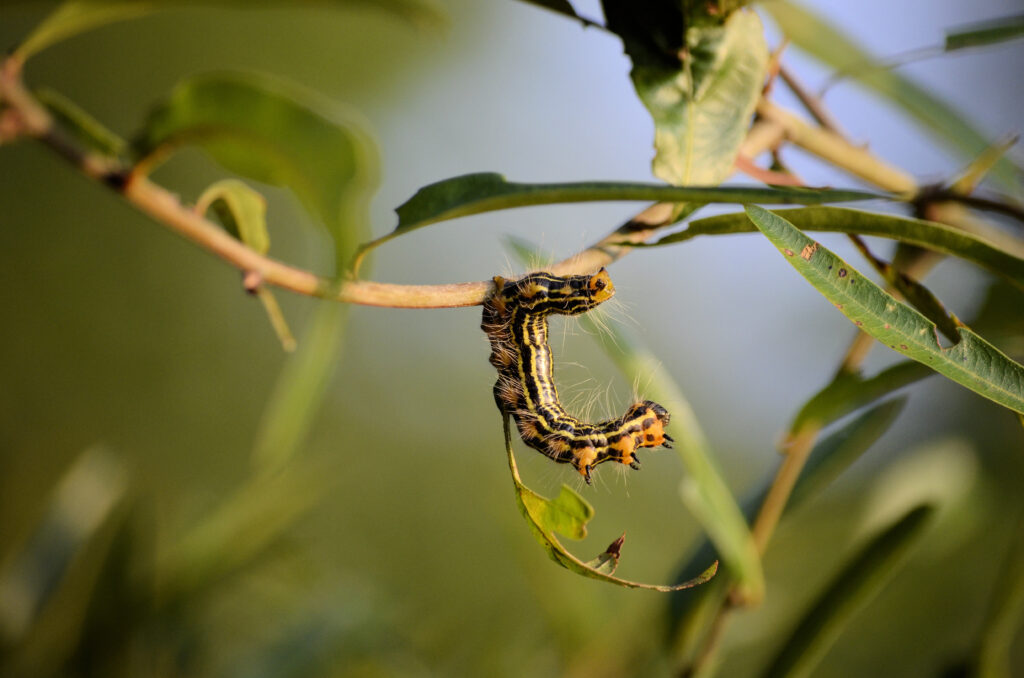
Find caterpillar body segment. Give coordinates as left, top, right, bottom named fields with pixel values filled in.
left=482, top=269, right=673, bottom=484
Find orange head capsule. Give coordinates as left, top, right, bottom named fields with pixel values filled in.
left=588, top=268, right=615, bottom=304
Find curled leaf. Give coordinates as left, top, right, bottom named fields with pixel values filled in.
left=504, top=416, right=717, bottom=591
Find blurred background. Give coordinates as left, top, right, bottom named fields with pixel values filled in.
left=1, top=1, right=1022, bottom=676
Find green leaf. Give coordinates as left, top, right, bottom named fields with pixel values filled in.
left=156, top=460, right=334, bottom=601
left=971, top=510, right=1024, bottom=678
left=504, top=416, right=718, bottom=591
left=134, top=72, right=378, bottom=272
left=393, top=172, right=881, bottom=233
left=644, top=207, right=1024, bottom=290
left=14, top=0, right=442, bottom=62
left=519, top=484, right=593, bottom=541
left=616, top=9, right=768, bottom=186
left=790, top=362, right=932, bottom=433
left=762, top=0, right=1022, bottom=193
left=34, top=87, right=126, bottom=157
left=0, top=447, right=126, bottom=643
left=667, top=399, right=906, bottom=660
left=746, top=205, right=1024, bottom=415
left=945, top=14, right=1024, bottom=52
left=763, top=504, right=935, bottom=678
left=196, top=178, right=271, bottom=254
left=586, top=315, right=764, bottom=603
left=949, top=136, right=1019, bottom=195
left=195, top=179, right=297, bottom=352
left=788, top=398, right=907, bottom=511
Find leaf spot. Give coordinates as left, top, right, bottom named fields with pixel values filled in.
left=783, top=248, right=794, bottom=257
left=800, top=242, right=818, bottom=260
left=854, top=320, right=863, bottom=326
left=884, top=323, right=890, bottom=329
left=900, top=344, right=909, bottom=350
left=838, top=268, right=848, bottom=278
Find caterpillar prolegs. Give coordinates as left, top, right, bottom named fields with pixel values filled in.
left=482, top=269, right=673, bottom=484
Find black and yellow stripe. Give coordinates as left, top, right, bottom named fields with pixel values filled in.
left=482, top=269, right=673, bottom=484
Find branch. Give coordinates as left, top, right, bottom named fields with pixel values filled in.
left=0, top=58, right=680, bottom=309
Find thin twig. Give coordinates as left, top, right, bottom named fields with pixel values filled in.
left=778, top=63, right=849, bottom=138
left=0, top=59, right=676, bottom=309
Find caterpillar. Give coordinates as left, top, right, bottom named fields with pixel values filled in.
left=482, top=268, right=673, bottom=484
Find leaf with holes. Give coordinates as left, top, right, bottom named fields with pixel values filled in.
left=746, top=205, right=1024, bottom=414
left=504, top=417, right=718, bottom=591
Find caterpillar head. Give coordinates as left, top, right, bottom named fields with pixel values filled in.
left=509, top=268, right=616, bottom=316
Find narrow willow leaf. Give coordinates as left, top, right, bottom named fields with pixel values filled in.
left=972, top=511, right=1024, bottom=678
left=746, top=205, right=1024, bottom=415
left=762, top=504, right=935, bottom=678
left=0, top=447, right=126, bottom=643
left=14, top=0, right=442, bottom=62
left=790, top=361, right=932, bottom=433
left=504, top=416, right=718, bottom=591
left=643, top=207, right=1024, bottom=290
left=950, top=136, right=1019, bottom=195
left=668, top=399, right=906, bottom=659
left=587, top=316, right=764, bottom=603
left=610, top=9, right=768, bottom=186
left=762, top=0, right=1022, bottom=193
left=787, top=398, right=906, bottom=511
left=945, top=14, right=1024, bottom=52
left=393, top=172, right=881, bottom=233
left=34, top=87, right=126, bottom=157
left=135, top=72, right=378, bottom=272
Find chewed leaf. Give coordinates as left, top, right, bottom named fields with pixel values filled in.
left=134, top=72, right=378, bottom=272
left=392, top=172, right=880, bottom=233
left=585, top=535, right=625, bottom=576
left=519, top=484, right=593, bottom=541
left=14, top=0, right=442, bottom=63
left=503, top=416, right=717, bottom=591
left=585, top=316, right=764, bottom=603
left=746, top=205, right=1024, bottom=415
left=617, top=10, right=768, bottom=186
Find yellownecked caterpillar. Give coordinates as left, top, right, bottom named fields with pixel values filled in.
left=482, top=268, right=673, bottom=484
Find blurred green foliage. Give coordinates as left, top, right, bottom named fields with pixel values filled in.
left=1, top=2, right=1023, bottom=677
